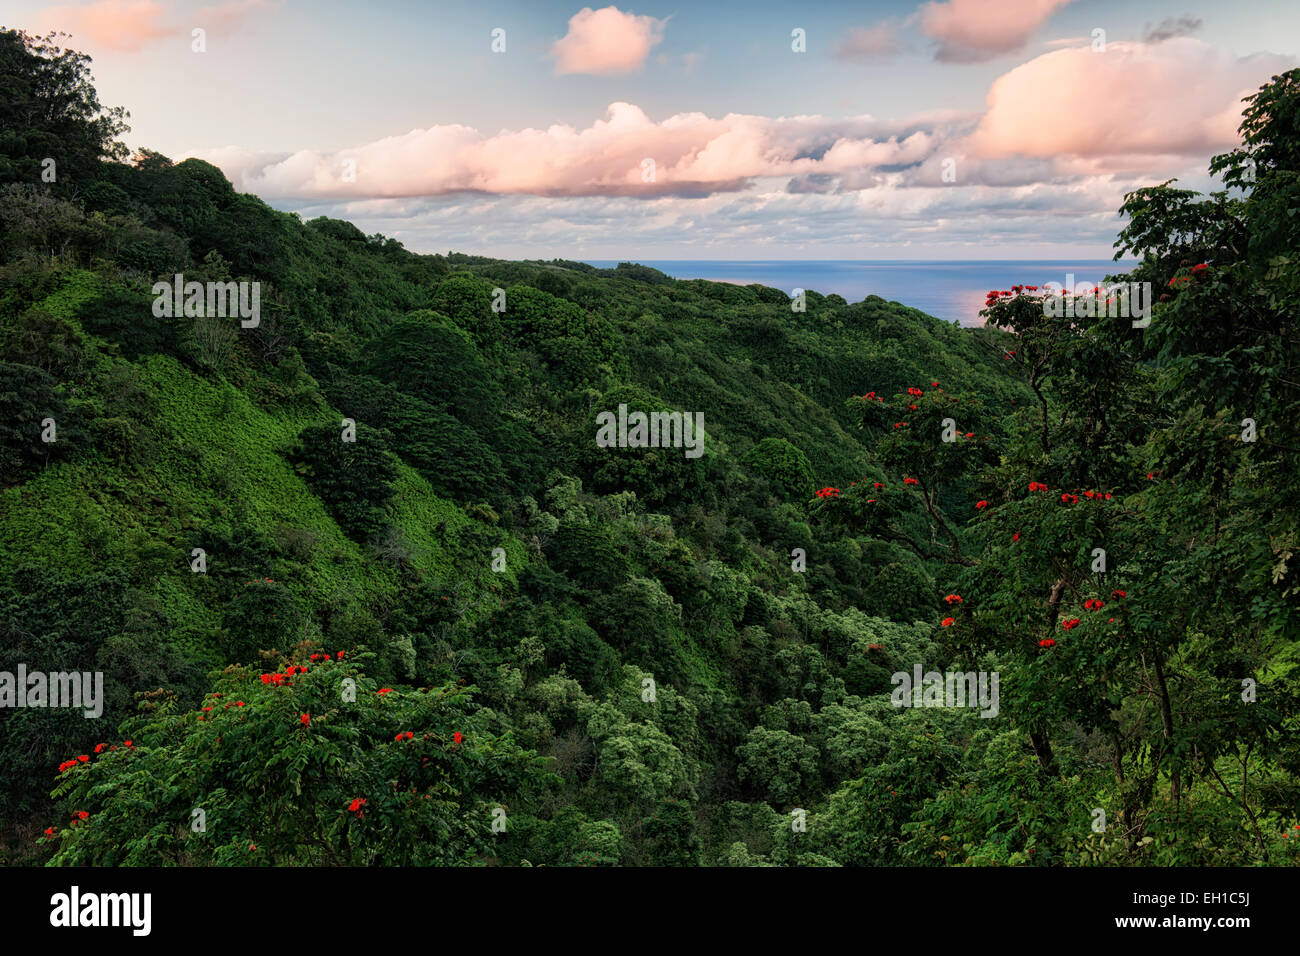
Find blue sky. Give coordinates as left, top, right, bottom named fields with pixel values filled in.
left=7, top=0, right=1298, bottom=257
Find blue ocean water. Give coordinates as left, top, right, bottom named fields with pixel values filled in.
left=583, top=260, right=1140, bottom=327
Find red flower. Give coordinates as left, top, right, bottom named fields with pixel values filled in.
left=236, top=701, right=245, bottom=707
left=378, top=688, right=393, bottom=695
left=975, top=500, right=989, bottom=510
left=944, top=594, right=963, bottom=604
left=77, top=754, right=89, bottom=762
left=453, top=732, right=464, bottom=746
left=300, top=713, right=311, bottom=726
left=1191, top=262, right=1208, bottom=274
left=874, top=482, right=883, bottom=490
left=336, top=651, right=345, bottom=660
left=931, top=381, right=940, bottom=388
left=1061, top=618, right=1080, bottom=630
left=941, top=617, right=956, bottom=627
left=1039, top=638, right=1056, bottom=648
left=76, top=811, right=89, bottom=820
left=124, top=740, right=133, bottom=748
left=964, top=432, right=974, bottom=438
left=44, top=827, right=56, bottom=837
left=1012, top=532, right=1020, bottom=542
left=904, top=476, right=919, bottom=485
left=348, top=797, right=367, bottom=817
left=1028, top=481, right=1048, bottom=492
left=93, top=743, right=104, bottom=753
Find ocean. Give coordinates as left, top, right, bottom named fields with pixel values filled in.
left=583, top=260, right=1141, bottom=327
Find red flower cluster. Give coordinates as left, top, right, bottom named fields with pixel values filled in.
left=1083, top=599, right=1106, bottom=611
left=260, top=672, right=290, bottom=686
left=893, top=421, right=908, bottom=428
left=1060, top=493, right=1079, bottom=504
left=1191, top=262, right=1208, bottom=274
left=865, top=643, right=883, bottom=652
left=300, top=713, right=311, bottom=726
left=453, top=732, right=464, bottom=746
left=862, top=391, right=884, bottom=403
left=944, top=594, right=963, bottom=604
left=903, top=476, right=919, bottom=485
left=1113, top=589, right=1127, bottom=598
left=1028, top=481, right=1049, bottom=492
left=395, top=731, right=415, bottom=741
left=1012, top=532, right=1020, bottom=542
left=907, top=387, right=924, bottom=396
left=378, top=687, right=393, bottom=695
left=941, top=617, right=956, bottom=627
left=1039, top=638, right=1056, bottom=648
left=348, top=797, right=367, bottom=818
left=44, top=826, right=56, bottom=837
left=1061, top=618, right=1081, bottom=630
left=815, top=487, right=840, bottom=499
left=976, top=500, right=989, bottom=510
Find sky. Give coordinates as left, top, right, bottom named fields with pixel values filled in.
left=5, top=0, right=1298, bottom=258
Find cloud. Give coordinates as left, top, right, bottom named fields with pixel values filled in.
left=552, top=6, right=668, bottom=75
left=190, top=34, right=1293, bottom=259
left=1141, top=15, right=1202, bottom=44
left=919, top=0, right=1073, bottom=62
left=193, top=104, right=976, bottom=200
left=34, top=0, right=178, bottom=52
left=965, top=38, right=1295, bottom=164
left=34, top=0, right=273, bottom=51
left=834, top=22, right=902, bottom=59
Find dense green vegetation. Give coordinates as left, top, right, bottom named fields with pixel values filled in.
left=1, top=29, right=1296, bottom=866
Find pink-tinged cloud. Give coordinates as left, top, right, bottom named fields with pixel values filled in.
left=195, top=104, right=972, bottom=200
left=966, top=38, right=1295, bottom=163
left=919, top=0, right=1072, bottom=62
left=35, top=0, right=178, bottom=52
left=552, top=6, right=668, bottom=75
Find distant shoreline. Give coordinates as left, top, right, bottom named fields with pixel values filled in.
left=582, top=260, right=1140, bottom=326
